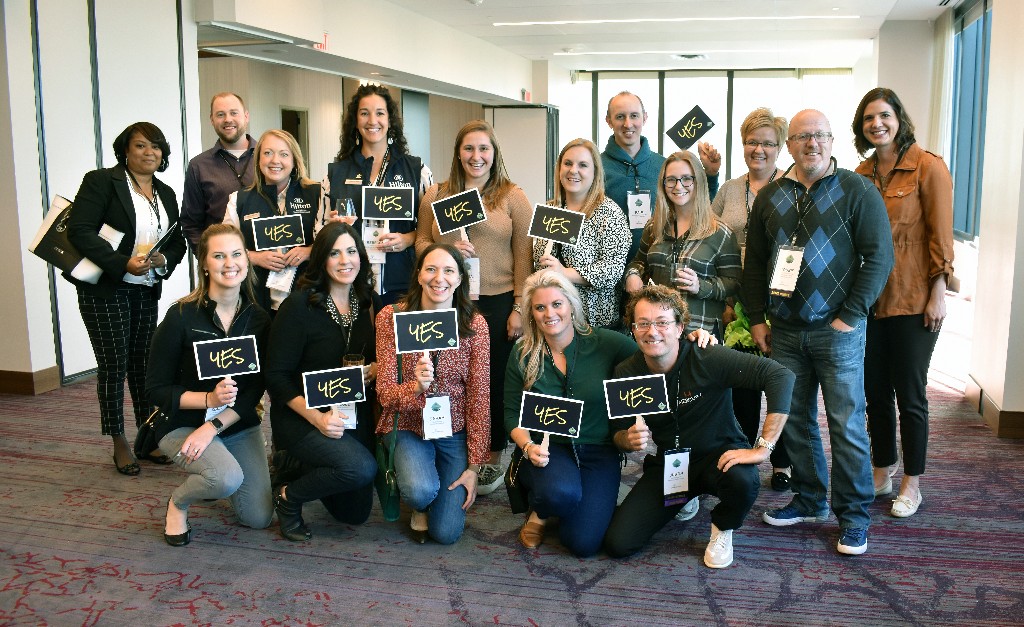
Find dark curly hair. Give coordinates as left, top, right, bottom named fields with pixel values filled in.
left=113, top=122, right=171, bottom=172
left=297, top=221, right=376, bottom=309
left=851, top=87, right=917, bottom=157
left=335, top=84, right=409, bottom=161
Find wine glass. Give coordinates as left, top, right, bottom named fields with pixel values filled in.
left=335, top=198, right=356, bottom=225
left=135, top=228, right=158, bottom=287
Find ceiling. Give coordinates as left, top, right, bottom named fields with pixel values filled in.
left=197, top=0, right=955, bottom=104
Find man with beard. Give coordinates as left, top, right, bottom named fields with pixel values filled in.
left=181, top=92, right=256, bottom=252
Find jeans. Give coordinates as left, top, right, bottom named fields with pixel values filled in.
left=393, top=430, right=469, bottom=545
left=159, top=425, right=273, bottom=528
left=770, top=323, right=873, bottom=530
left=605, top=450, right=760, bottom=558
left=285, top=427, right=377, bottom=524
left=865, top=314, right=937, bottom=476
left=519, top=442, right=620, bottom=558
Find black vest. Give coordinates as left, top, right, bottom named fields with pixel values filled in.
left=326, top=152, right=422, bottom=295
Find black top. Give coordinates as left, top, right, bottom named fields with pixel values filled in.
left=67, top=165, right=187, bottom=298
left=265, top=287, right=383, bottom=451
left=611, top=342, right=794, bottom=460
left=146, top=292, right=271, bottom=443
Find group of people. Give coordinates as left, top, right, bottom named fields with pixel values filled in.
left=65, top=83, right=952, bottom=566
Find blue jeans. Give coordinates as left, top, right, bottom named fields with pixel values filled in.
left=771, top=323, right=873, bottom=530
left=159, top=425, right=273, bottom=529
left=287, top=428, right=378, bottom=524
left=393, top=430, right=469, bottom=545
left=520, top=442, right=620, bottom=557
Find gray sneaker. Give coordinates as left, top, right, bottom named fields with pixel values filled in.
left=476, top=464, right=504, bottom=496
left=675, top=496, right=700, bottom=521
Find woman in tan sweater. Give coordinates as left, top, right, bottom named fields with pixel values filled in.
left=416, top=120, right=533, bottom=495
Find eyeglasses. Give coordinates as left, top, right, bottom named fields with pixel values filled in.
left=788, top=132, right=833, bottom=143
left=663, top=176, right=695, bottom=188
left=743, top=140, right=779, bottom=149
left=632, top=320, right=676, bottom=331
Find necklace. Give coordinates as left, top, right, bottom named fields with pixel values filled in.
left=126, top=170, right=162, bottom=231
left=325, top=290, right=360, bottom=329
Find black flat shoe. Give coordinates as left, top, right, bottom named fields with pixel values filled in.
left=143, top=451, right=175, bottom=465
left=164, top=499, right=192, bottom=546
left=113, top=455, right=141, bottom=476
left=771, top=471, right=791, bottom=491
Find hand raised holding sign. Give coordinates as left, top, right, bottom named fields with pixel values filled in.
left=623, top=416, right=652, bottom=452
left=525, top=433, right=550, bottom=468
left=208, top=377, right=238, bottom=408
left=249, top=248, right=287, bottom=272
left=310, top=406, right=348, bottom=439
left=413, top=352, right=434, bottom=395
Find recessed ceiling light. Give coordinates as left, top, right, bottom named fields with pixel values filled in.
left=673, top=53, right=708, bottom=60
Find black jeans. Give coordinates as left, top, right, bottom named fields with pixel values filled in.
left=605, top=449, right=760, bottom=558
left=286, top=427, right=377, bottom=524
left=476, top=291, right=514, bottom=453
left=865, top=314, right=938, bottom=476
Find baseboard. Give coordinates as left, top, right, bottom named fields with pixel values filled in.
left=0, top=367, right=60, bottom=395
left=975, top=382, right=1024, bottom=439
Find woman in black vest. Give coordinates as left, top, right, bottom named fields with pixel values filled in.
left=319, top=84, right=433, bottom=306
left=67, top=121, right=187, bottom=476
left=224, top=129, right=321, bottom=314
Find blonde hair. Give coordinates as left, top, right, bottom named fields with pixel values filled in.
left=516, top=269, right=592, bottom=390
left=650, top=151, right=716, bottom=247
left=551, top=138, right=607, bottom=219
left=248, top=130, right=316, bottom=204
left=740, top=107, right=788, bottom=147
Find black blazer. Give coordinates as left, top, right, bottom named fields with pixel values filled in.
left=67, top=165, right=187, bottom=298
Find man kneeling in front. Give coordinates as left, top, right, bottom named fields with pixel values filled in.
left=604, top=285, right=795, bottom=567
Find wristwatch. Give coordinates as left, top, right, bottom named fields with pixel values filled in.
left=210, top=417, right=225, bottom=433
left=512, top=303, right=523, bottom=314
left=754, top=436, right=775, bottom=452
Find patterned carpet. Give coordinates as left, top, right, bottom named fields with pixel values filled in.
left=1, top=379, right=1022, bottom=626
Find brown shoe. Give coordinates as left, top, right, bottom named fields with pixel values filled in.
left=519, top=518, right=545, bottom=549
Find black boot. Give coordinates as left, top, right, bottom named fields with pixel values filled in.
left=275, top=485, right=311, bottom=541
left=270, top=450, right=305, bottom=494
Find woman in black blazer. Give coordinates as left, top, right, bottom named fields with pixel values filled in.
left=67, top=121, right=187, bottom=476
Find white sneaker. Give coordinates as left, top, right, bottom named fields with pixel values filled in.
left=475, top=464, right=504, bottom=496
left=704, top=523, right=734, bottom=568
left=675, top=496, right=700, bottom=521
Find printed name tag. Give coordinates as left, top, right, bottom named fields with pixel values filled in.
left=422, top=395, right=453, bottom=440
left=663, top=448, right=691, bottom=506
left=466, top=257, right=480, bottom=300
left=627, top=191, right=652, bottom=230
left=363, top=224, right=388, bottom=264
left=769, top=244, right=804, bottom=298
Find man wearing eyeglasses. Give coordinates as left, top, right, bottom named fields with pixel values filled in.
left=604, top=285, right=794, bottom=568
left=741, top=109, right=894, bottom=556
left=601, top=91, right=722, bottom=265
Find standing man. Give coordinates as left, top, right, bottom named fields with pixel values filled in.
left=181, top=92, right=256, bottom=251
left=741, top=109, right=894, bottom=556
left=604, top=285, right=794, bottom=568
left=600, top=91, right=721, bottom=265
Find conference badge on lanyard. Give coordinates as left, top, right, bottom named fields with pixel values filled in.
left=768, top=244, right=804, bottom=298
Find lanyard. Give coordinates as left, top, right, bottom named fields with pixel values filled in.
left=219, top=151, right=251, bottom=189
left=788, top=185, right=816, bottom=246
left=743, top=169, right=778, bottom=239
left=126, top=170, right=162, bottom=231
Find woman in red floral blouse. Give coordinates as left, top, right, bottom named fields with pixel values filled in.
left=376, top=243, right=490, bottom=544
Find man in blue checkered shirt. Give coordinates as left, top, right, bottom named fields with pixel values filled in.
left=740, top=109, right=894, bottom=556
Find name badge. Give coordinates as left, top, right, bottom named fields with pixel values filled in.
left=465, top=257, right=480, bottom=300
left=344, top=178, right=362, bottom=186
left=627, top=191, right=652, bottom=230
left=422, top=395, right=453, bottom=440
left=663, top=448, right=691, bottom=506
left=363, top=224, right=387, bottom=264
left=769, top=244, right=804, bottom=298
left=205, top=405, right=228, bottom=421
left=336, top=402, right=358, bottom=429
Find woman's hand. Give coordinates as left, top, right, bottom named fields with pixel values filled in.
left=449, top=469, right=479, bottom=511
left=625, top=273, right=644, bottom=294
left=698, top=142, right=722, bottom=177
left=208, top=377, right=238, bottom=407
left=452, top=239, right=476, bottom=259
left=537, top=254, right=566, bottom=274
left=178, top=424, right=218, bottom=464
left=283, top=245, right=311, bottom=267
left=310, top=407, right=347, bottom=439
left=126, top=255, right=153, bottom=276
left=249, top=249, right=287, bottom=272
left=378, top=231, right=414, bottom=254
left=363, top=361, right=378, bottom=385
left=149, top=251, right=167, bottom=270
left=675, top=266, right=700, bottom=294
left=686, top=329, right=718, bottom=348
left=525, top=442, right=549, bottom=468
left=924, top=276, right=948, bottom=333
left=507, top=310, right=523, bottom=341
left=413, top=353, right=434, bottom=395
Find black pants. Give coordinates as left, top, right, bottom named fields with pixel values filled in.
left=78, top=284, right=157, bottom=436
left=604, top=449, right=759, bottom=558
left=476, top=291, right=514, bottom=453
left=865, top=314, right=938, bottom=476
left=732, top=386, right=792, bottom=468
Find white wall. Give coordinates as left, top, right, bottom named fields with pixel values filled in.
left=877, top=20, right=936, bottom=152
left=971, top=0, right=1024, bottom=412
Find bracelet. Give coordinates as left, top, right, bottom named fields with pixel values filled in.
left=522, top=441, right=534, bottom=456
left=625, top=268, right=641, bottom=278
left=204, top=391, right=210, bottom=408
left=512, top=303, right=522, bottom=314
left=754, top=436, right=775, bottom=452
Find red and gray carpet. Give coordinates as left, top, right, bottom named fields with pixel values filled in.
left=1, top=379, right=1022, bottom=625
